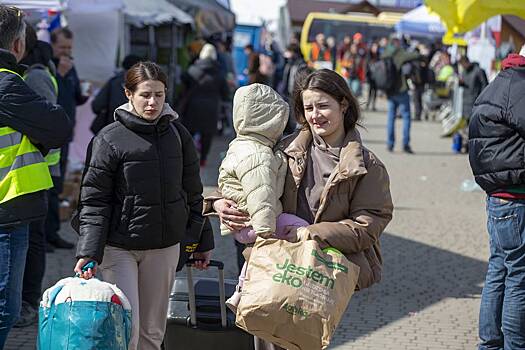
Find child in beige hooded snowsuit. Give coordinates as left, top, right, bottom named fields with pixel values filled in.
left=218, top=83, right=309, bottom=310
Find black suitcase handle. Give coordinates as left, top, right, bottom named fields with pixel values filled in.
left=186, top=259, right=224, bottom=270
left=185, top=259, right=227, bottom=328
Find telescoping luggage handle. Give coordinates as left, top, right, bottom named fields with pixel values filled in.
left=185, top=259, right=227, bottom=328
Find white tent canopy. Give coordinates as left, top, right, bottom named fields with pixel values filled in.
left=0, top=0, right=65, bottom=10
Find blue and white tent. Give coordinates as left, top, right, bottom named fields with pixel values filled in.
left=396, top=5, right=446, bottom=39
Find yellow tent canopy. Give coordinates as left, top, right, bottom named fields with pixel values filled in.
left=425, top=0, right=525, bottom=45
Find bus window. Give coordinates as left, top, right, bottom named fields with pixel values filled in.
left=301, top=12, right=398, bottom=64
left=308, top=18, right=393, bottom=43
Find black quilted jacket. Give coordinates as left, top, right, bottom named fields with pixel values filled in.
left=469, top=65, right=525, bottom=193
left=76, top=104, right=213, bottom=263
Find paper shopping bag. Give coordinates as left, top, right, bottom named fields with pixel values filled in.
left=235, top=237, right=360, bottom=350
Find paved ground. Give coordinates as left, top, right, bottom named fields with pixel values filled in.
left=5, top=98, right=488, bottom=349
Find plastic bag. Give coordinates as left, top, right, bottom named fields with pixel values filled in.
left=38, top=277, right=132, bottom=350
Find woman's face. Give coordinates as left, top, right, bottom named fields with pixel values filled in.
left=126, top=79, right=166, bottom=121
left=302, top=88, right=346, bottom=144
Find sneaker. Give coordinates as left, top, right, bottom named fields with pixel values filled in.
left=225, top=290, right=242, bottom=314
left=403, top=145, right=414, bottom=154
left=13, top=301, right=37, bottom=328
left=387, top=145, right=394, bottom=152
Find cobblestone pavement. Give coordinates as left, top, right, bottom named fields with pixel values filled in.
left=5, top=100, right=488, bottom=349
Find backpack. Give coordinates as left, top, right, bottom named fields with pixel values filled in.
left=370, top=57, right=398, bottom=93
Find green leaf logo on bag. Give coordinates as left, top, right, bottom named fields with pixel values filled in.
left=273, top=259, right=335, bottom=289
left=311, top=249, right=348, bottom=273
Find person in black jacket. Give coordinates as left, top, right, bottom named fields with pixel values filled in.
left=90, top=54, right=141, bottom=134
left=49, top=27, right=89, bottom=250
left=0, top=6, right=71, bottom=345
left=180, top=43, right=229, bottom=167
left=468, top=52, right=525, bottom=350
left=459, top=56, right=488, bottom=122
left=74, top=62, right=214, bottom=350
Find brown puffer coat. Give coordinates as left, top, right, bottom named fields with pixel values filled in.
left=276, top=127, right=393, bottom=290
left=205, top=127, right=393, bottom=290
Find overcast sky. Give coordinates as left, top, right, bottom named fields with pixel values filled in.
left=230, top=0, right=287, bottom=28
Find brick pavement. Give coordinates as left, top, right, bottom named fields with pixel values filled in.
left=5, top=100, right=488, bottom=349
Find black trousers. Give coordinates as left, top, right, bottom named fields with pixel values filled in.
left=22, top=218, right=46, bottom=308
left=45, top=179, right=61, bottom=243
left=188, top=130, right=215, bottom=163
left=413, top=85, right=425, bottom=120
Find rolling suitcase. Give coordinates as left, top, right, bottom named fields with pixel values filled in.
left=164, top=259, right=255, bottom=350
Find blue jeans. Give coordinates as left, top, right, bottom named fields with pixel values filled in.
left=479, top=197, right=525, bottom=350
left=0, top=224, right=29, bottom=348
left=387, top=91, right=411, bottom=149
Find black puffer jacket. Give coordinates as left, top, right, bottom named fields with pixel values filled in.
left=0, top=49, right=71, bottom=227
left=76, top=103, right=213, bottom=263
left=469, top=64, right=525, bottom=193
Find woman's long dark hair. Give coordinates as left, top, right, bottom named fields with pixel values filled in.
left=292, top=69, right=361, bottom=131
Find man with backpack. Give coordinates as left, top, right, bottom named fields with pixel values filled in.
left=374, top=36, right=420, bottom=153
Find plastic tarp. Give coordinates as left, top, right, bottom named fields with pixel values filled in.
left=123, top=0, right=193, bottom=27
left=425, top=0, right=525, bottom=35
left=171, top=0, right=236, bottom=37
left=0, top=0, right=64, bottom=10
left=396, top=5, right=445, bottom=38
left=66, top=1, right=121, bottom=83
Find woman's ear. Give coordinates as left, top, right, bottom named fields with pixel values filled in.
left=124, top=88, right=132, bottom=100
left=341, top=99, right=349, bottom=114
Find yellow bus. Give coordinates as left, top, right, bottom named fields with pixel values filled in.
left=300, top=11, right=403, bottom=63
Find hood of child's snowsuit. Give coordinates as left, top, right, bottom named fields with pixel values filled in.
left=233, top=83, right=289, bottom=147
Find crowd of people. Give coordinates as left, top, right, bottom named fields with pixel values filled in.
left=1, top=2, right=524, bottom=350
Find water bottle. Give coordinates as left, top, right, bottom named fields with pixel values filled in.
left=452, top=133, right=462, bottom=153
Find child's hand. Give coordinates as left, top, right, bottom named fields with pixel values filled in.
left=282, top=226, right=310, bottom=242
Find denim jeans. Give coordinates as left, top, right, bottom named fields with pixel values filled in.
left=387, top=91, right=411, bottom=149
left=479, top=197, right=525, bottom=350
left=0, top=224, right=29, bottom=347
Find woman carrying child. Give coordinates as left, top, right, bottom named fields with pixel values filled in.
left=208, top=69, right=393, bottom=349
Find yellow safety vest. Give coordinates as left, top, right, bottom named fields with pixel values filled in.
left=23, top=67, right=61, bottom=177
left=0, top=68, right=53, bottom=204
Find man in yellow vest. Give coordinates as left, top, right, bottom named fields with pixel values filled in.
left=0, top=6, right=71, bottom=345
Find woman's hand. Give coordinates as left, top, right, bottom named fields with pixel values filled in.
left=74, top=258, right=97, bottom=279
left=192, top=250, right=212, bottom=270
left=213, top=199, right=250, bottom=231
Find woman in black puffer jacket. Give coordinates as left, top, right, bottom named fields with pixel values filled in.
left=74, top=62, right=214, bottom=350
